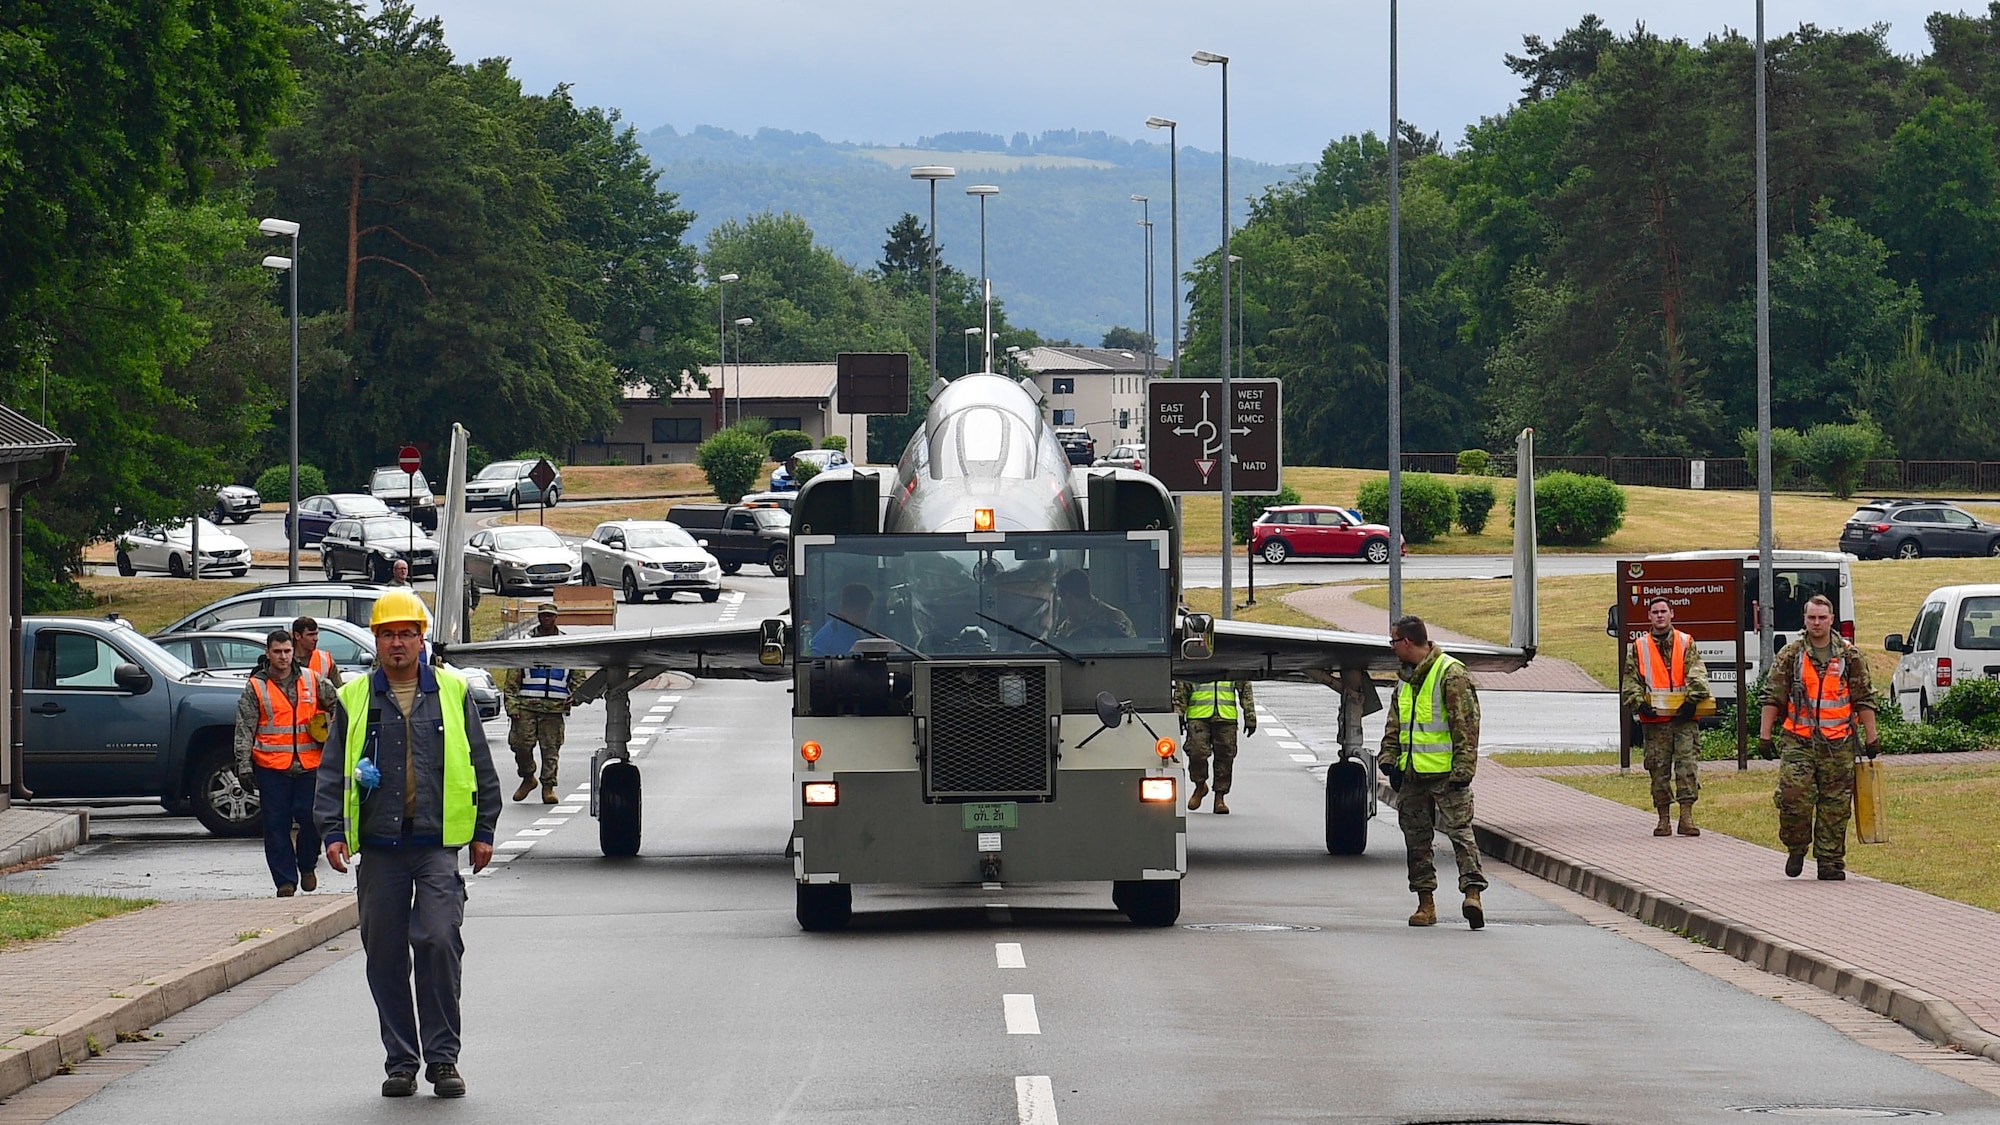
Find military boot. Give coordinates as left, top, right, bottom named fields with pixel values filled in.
left=1212, top=795, right=1230, bottom=815
left=1677, top=801, right=1701, bottom=837
left=1785, top=849, right=1806, bottom=878
left=1461, top=888, right=1485, bottom=930
left=1653, top=806, right=1673, bottom=836
left=1407, top=891, right=1437, bottom=927
left=542, top=784, right=558, bottom=804
left=512, top=778, right=536, bottom=802
left=1188, top=781, right=1208, bottom=811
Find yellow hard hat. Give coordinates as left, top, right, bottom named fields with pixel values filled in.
left=370, top=589, right=430, bottom=631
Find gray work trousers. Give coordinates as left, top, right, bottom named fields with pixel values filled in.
left=356, top=845, right=467, bottom=1074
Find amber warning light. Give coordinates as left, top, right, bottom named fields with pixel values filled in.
left=1155, top=738, right=1176, bottom=759
left=800, top=741, right=823, bottom=763
left=973, top=507, right=996, bottom=532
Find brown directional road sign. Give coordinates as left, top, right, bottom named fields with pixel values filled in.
left=1145, top=379, right=1282, bottom=495
left=528, top=458, right=557, bottom=494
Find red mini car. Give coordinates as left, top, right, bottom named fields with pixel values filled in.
left=1250, top=505, right=1402, bottom=564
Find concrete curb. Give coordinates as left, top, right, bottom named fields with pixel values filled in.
left=0, top=896, right=358, bottom=1099
left=0, top=809, right=87, bottom=871
left=1467, top=816, right=2000, bottom=1064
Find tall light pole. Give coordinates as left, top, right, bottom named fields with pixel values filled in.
left=1228, top=254, right=1245, bottom=380
left=733, top=317, right=753, bottom=426
left=1755, top=0, right=1775, bottom=673
left=715, top=272, right=739, bottom=430
left=1386, top=1, right=1405, bottom=621
left=964, top=327, right=982, bottom=376
left=1145, top=117, right=1180, bottom=380
left=967, top=184, right=999, bottom=372
left=259, top=218, right=301, bottom=583
left=911, top=166, right=956, bottom=379
left=1193, top=49, right=1233, bottom=617
left=1132, top=195, right=1154, bottom=380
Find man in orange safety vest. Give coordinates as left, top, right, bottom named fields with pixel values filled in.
left=1620, top=597, right=1713, bottom=838
left=234, top=628, right=339, bottom=896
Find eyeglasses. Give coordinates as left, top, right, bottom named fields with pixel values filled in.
left=377, top=629, right=423, bottom=642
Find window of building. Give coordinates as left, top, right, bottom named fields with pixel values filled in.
left=1053, top=409, right=1076, bottom=425
left=766, top=417, right=802, bottom=432
left=1052, top=378, right=1074, bottom=395
left=653, top=417, right=702, bottom=443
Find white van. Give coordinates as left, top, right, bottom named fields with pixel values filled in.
left=1884, top=584, right=2000, bottom=721
left=1609, top=549, right=1855, bottom=702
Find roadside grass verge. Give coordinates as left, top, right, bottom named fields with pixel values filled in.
left=560, top=463, right=715, bottom=499
left=1180, top=583, right=1350, bottom=631
left=76, top=577, right=259, bottom=635
left=1547, top=763, right=2000, bottom=913
left=0, top=894, right=152, bottom=949
left=1489, top=750, right=1623, bottom=767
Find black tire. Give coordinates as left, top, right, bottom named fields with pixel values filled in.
left=233, top=514, right=251, bottom=525
left=1261, top=538, right=1290, bottom=564
left=767, top=546, right=790, bottom=577
left=506, top=489, right=520, bottom=512
left=598, top=759, right=641, bottom=857
left=1114, top=879, right=1180, bottom=927
left=322, top=551, right=339, bottom=581
left=189, top=744, right=262, bottom=837
left=796, top=882, right=852, bottom=931
left=1894, top=538, right=1923, bottom=560
left=1325, top=759, right=1370, bottom=856
left=1363, top=538, right=1392, bottom=564
left=580, top=565, right=597, bottom=588
left=1987, top=538, right=2000, bottom=558
left=700, top=589, right=720, bottom=603
left=168, top=553, right=187, bottom=578
left=719, top=561, right=742, bottom=576
left=622, top=570, right=644, bottom=604
left=115, top=551, right=136, bottom=577
left=545, top=487, right=559, bottom=507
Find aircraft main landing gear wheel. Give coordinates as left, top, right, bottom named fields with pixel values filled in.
left=598, top=759, right=641, bottom=857
left=1325, top=758, right=1370, bottom=855
left=1113, top=879, right=1180, bottom=926
left=796, top=882, right=852, bottom=931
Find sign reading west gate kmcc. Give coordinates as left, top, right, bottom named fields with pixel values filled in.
left=1144, top=379, right=1282, bottom=495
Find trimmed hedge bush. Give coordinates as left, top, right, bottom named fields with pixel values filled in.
left=254, top=463, right=327, bottom=502
left=1232, top=484, right=1300, bottom=544
left=510, top=449, right=561, bottom=468
left=1932, top=677, right=2000, bottom=736
left=1522, top=471, right=1626, bottom=546
left=766, top=429, right=814, bottom=463
left=1355, top=473, right=1458, bottom=544
left=695, top=427, right=766, bottom=504
left=1455, top=481, right=1496, bottom=535
left=1455, top=449, right=1490, bottom=476
left=820, top=435, right=847, bottom=453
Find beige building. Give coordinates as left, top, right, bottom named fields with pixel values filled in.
left=568, top=363, right=862, bottom=465
left=1015, top=346, right=1152, bottom=455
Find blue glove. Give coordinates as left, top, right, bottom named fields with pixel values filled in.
left=354, top=757, right=381, bottom=791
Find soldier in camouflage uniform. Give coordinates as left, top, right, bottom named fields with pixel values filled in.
left=1051, top=569, right=1135, bottom=639
left=501, top=603, right=578, bottom=805
left=1174, top=678, right=1255, bottom=813
left=1757, top=593, right=1880, bottom=880
left=1379, top=615, right=1486, bottom=929
left=1620, top=597, right=1713, bottom=837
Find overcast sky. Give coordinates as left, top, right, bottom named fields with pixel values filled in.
left=416, top=1, right=1952, bottom=165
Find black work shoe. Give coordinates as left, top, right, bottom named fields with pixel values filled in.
left=276, top=883, right=296, bottom=898
left=426, top=1061, right=466, bottom=1098
left=300, top=869, right=317, bottom=893
left=382, top=1072, right=417, bottom=1098
left=1817, top=865, right=1846, bottom=881
left=1784, top=851, right=1805, bottom=878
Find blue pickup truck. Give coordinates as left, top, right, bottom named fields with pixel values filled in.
left=21, top=616, right=259, bottom=836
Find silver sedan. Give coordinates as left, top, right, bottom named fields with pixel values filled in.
left=465, top=525, right=581, bottom=594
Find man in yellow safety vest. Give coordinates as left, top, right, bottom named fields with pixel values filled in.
left=1175, top=678, right=1255, bottom=813
left=313, top=589, right=501, bottom=1099
left=1620, top=596, right=1712, bottom=837
left=1379, top=614, right=1486, bottom=929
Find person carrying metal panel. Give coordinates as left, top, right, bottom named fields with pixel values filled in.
left=500, top=602, right=576, bottom=804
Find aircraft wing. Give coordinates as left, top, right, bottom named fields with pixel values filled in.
left=439, top=621, right=786, bottom=681
left=1178, top=619, right=1534, bottom=681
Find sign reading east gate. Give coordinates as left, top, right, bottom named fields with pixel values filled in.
left=1145, top=379, right=1282, bottom=495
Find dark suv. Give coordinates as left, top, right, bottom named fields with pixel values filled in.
left=1055, top=427, right=1095, bottom=466
left=1840, top=499, right=2000, bottom=559
left=368, top=466, right=439, bottom=530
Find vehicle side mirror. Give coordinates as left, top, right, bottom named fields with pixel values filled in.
left=1094, top=690, right=1125, bottom=730
left=1180, top=612, right=1215, bottom=661
left=1885, top=634, right=1907, bottom=654
left=1605, top=605, right=1618, bottom=638
left=360, top=653, right=375, bottom=667
left=697, top=539, right=709, bottom=548
left=113, top=662, right=153, bottom=694
left=759, top=618, right=788, bottom=666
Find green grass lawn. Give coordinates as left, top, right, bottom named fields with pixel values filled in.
left=1548, top=763, right=2000, bottom=912
left=0, top=893, right=152, bottom=949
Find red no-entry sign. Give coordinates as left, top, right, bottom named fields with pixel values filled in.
left=398, top=445, right=421, bottom=474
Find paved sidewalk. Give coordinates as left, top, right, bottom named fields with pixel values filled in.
left=1283, top=583, right=1607, bottom=692
left=1468, top=760, right=2000, bottom=1060
left=0, top=809, right=87, bottom=871
left=0, top=895, right=355, bottom=1099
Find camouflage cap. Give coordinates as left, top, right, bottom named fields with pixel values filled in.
left=536, top=601, right=560, bottom=616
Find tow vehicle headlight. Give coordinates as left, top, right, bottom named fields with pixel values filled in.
left=803, top=781, right=838, bottom=806
left=1140, top=777, right=1176, bottom=803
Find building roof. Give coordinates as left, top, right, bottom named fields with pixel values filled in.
left=624, top=363, right=840, bottom=403
left=1017, top=346, right=1157, bottom=375
left=0, top=405, right=71, bottom=464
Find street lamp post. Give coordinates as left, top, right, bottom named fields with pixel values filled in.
left=1386, top=0, right=1405, bottom=621
left=1005, top=344, right=1022, bottom=376
left=1755, top=0, right=1775, bottom=674
left=967, top=185, right=999, bottom=372
left=910, top=166, right=956, bottom=380
left=1193, top=48, right=1234, bottom=617
left=715, top=272, right=740, bottom=431
left=1228, top=254, right=1245, bottom=380
left=258, top=218, right=301, bottom=583
left=1132, top=195, right=1154, bottom=382
left=1145, top=117, right=1180, bottom=380
left=963, top=327, right=982, bottom=376
left=733, top=317, right=753, bottom=426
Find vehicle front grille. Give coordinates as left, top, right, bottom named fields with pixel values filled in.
left=527, top=563, right=569, bottom=576
left=666, top=561, right=705, bottom=573
left=923, top=664, right=1053, bottom=799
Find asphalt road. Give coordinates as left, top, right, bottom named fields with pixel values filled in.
left=20, top=647, right=2000, bottom=1122
left=1180, top=551, right=1613, bottom=588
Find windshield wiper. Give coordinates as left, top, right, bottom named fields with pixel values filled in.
left=975, top=612, right=1084, bottom=666
left=826, top=612, right=922, bottom=658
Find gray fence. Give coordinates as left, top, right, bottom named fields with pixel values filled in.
left=1395, top=454, right=2000, bottom=494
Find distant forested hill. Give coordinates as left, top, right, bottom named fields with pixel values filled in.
left=639, top=125, right=1289, bottom=346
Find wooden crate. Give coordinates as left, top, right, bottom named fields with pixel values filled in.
left=500, top=585, right=616, bottom=627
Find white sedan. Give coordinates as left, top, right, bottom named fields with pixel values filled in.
left=465, top=525, right=581, bottom=593
left=115, top=518, right=252, bottom=578
left=579, top=521, right=722, bottom=604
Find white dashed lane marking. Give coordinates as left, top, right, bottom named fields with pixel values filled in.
left=1003, top=994, right=1040, bottom=1034
left=1015, top=1076, right=1059, bottom=1125
left=995, top=942, right=1025, bottom=969
left=497, top=840, right=535, bottom=850
left=1278, top=741, right=1307, bottom=750
left=1289, top=753, right=1318, bottom=763
left=553, top=805, right=581, bottom=813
